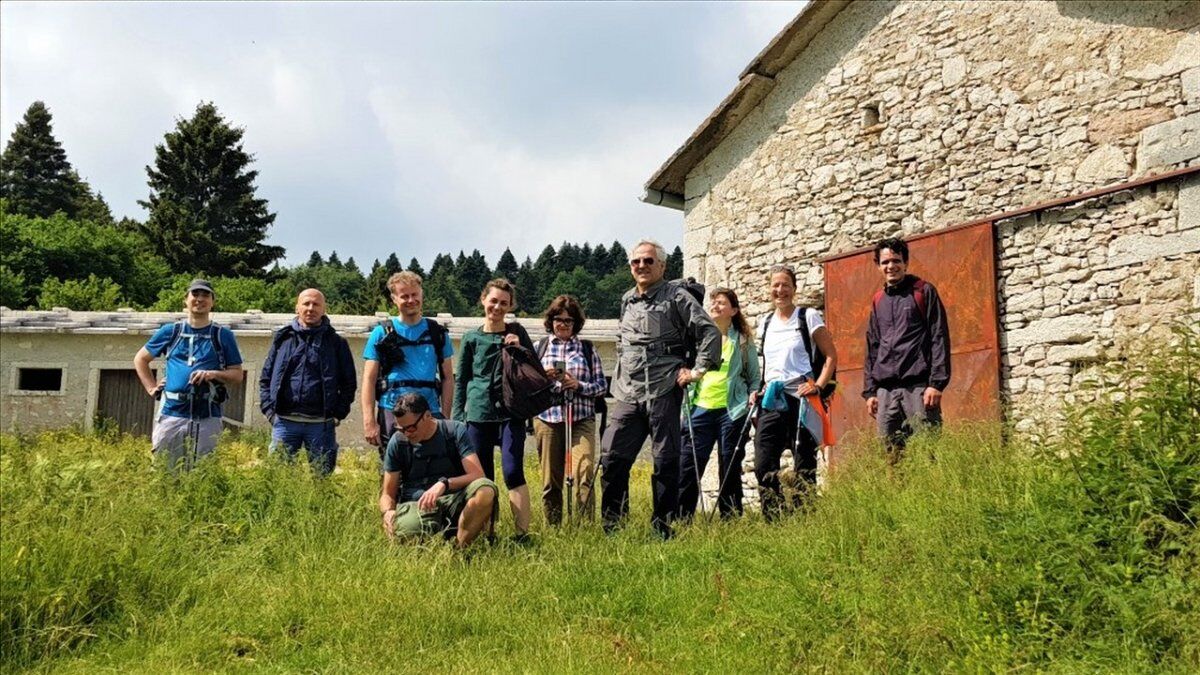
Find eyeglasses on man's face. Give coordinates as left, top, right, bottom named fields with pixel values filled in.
left=398, top=411, right=427, bottom=434
left=629, top=257, right=656, bottom=267
left=551, top=316, right=575, bottom=325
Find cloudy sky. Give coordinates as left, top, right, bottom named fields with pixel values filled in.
left=1, top=1, right=804, bottom=269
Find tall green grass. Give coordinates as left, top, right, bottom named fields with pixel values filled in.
left=2, top=327, right=1197, bottom=672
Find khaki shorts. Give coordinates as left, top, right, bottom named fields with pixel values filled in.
left=391, top=477, right=498, bottom=539
left=152, top=414, right=222, bottom=470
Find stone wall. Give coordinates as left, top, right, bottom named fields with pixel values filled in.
left=681, top=0, right=1200, bottom=508
left=683, top=0, right=1199, bottom=316
left=996, top=175, right=1200, bottom=430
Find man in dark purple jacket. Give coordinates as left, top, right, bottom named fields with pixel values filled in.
left=260, top=289, right=357, bottom=475
left=864, top=238, right=951, bottom=463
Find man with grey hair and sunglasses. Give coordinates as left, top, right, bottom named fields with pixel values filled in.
left=600, top=239, right=721, bottom=539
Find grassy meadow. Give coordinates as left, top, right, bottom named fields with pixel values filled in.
left=2, top=330, right=1197, bottom=672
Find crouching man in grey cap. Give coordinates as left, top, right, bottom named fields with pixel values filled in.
left=134, top=279, right=244, bottom=469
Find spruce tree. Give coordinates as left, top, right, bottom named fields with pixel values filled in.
left=428, top=253, right=453, bottom=278
left=494, top=247, right=519, bottom=282
left=139, top=102, right=283, bottom=277
left=406, top=257, right=426, bottom=278
left=306, top=251, right=324, bottom=267
left=458, top=249, right=492, bottom=301
left=515, top=256, right=538, bottom=315
left=528, top=245, right=558, bottom=310
left=72, top=182, right=114, bottom=226
left=557, top=242, right=583, bottom=275
left=591, top=243, right=609, bottom=275
left=1, top=101, right=81, bottom=218
left=607, top=240, right=628, bottom=272
left=666, top=245, right=684, bottom=280
left=384, top=253, right=402, bottom=275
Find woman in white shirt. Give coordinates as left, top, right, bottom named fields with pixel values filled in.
left=752, top=265, right=837, bottom=520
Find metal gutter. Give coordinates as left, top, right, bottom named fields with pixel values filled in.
left=818, top=165, right=1200, bottom=263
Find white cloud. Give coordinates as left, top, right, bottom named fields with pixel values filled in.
left=1, top=1, right=805, bottom=268
left=368, top=84, right=684, bottom=261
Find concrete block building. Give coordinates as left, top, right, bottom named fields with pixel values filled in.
left=0, top=307, right=619, bottom=448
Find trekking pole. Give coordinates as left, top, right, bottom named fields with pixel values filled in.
left=681, top=384, right=706, bottom=516
left=186, top=382, right=201, bottom=472
left=564, top=389, right=575, bottom=525
left=709, top=393, right=761, bottom=523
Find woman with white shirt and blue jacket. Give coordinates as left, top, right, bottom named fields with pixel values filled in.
left=752, top=265, right=838, bottom=521
left=677, top=287, right=760, bottom=520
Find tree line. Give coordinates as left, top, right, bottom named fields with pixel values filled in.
left=0, top=101, right=682, bottom=318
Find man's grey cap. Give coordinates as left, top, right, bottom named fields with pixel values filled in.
left=186, top=279, right=215, bottom=295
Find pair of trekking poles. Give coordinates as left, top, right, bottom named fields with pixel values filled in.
left=681, top=383, right=763, bottom=521
left=156, top=381, right=217, bottom=471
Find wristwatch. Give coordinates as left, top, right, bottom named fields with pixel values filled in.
left=438, top=477, right=451, bottom=492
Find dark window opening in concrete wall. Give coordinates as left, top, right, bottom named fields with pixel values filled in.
left=861, top=103, right=882, bottom=128
left=18, top=368, right=63, bottom=392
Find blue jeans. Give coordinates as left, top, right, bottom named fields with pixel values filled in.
left=466, top=419, right=527, bottom=489
left=271, top=418, right=339, bottom=476
left=678, top=406, right=747, bottom=519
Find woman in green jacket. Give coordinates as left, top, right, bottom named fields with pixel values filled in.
left=453, top=278, right=536, bottom=538
left=677, top=287, right=760, bottom=519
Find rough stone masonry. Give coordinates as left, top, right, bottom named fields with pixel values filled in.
left=670, top=0, right=1199, bottom=506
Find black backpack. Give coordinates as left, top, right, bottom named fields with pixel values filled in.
left=499, top=343, right=558, bottom=420
left=759, top=308, right=837, bottom=400
left=374, top=318, right=448, bottom=397
left=391, top=419, right=465, bottom=479
left=673, top=277, right=706, bottom=368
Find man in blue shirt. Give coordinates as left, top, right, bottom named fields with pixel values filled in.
left=134, top=279, right=244, bottom=469
left=361, top=271, right=455, bottom=457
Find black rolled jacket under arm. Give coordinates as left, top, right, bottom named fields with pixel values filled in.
left=332, top=335, right=357, bottom=420
left=682, top=289, right=722, bottom=374
left=862, top=275, right=952, bottom=398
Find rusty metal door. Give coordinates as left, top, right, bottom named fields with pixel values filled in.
left=97, top=369, right=156, bottom=437
left=822, top=222, right=1001, bottom=452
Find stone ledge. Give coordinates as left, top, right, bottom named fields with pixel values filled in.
left=1137, top=113, right=1200, bottom=170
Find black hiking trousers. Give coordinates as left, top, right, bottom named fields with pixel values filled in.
left=599, top=389, right=683, bottom=538
left=754, top=395, right=818, bottom=521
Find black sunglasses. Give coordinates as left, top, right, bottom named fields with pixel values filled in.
left=398, top=412, right=427, bottom=434
left=629, top=257, right=656, bottom=267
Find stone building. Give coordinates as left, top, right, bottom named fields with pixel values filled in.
left=644, top=0, right=1199, bottom=439
left=0, top=307, right=619, bottom=447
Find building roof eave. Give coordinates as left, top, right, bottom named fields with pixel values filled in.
left=642, top=0, right=852, bottom=206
